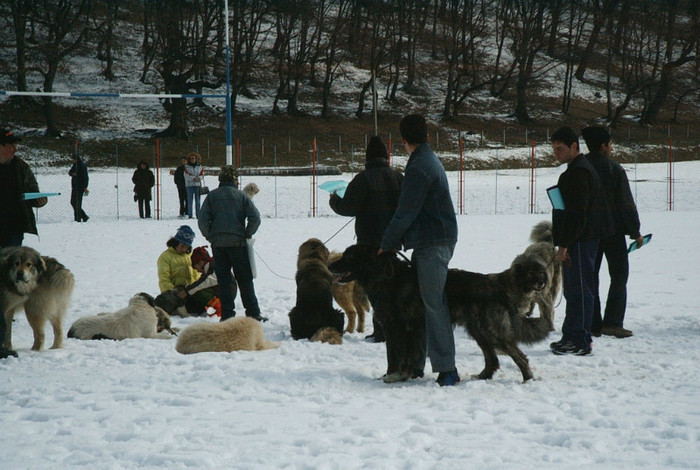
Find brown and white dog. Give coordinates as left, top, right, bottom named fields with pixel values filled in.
left=1, top=246, right=74, bottom=352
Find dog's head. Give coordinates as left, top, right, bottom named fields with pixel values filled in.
left=243, top=182, right=260, bottom=198
left=297, top=238, right=330, bottom=266
left=154, top=306, right=176, bottom=334
left=328, top=244, right=395, bottom=285
left=0, top=246, right=45, bottom=295
left=132, top=292, right=156, bottom=307
left=512, top=258, right=548, bottom=293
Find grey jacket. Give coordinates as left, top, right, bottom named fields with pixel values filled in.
left=198, top=182, right=260, bottom=247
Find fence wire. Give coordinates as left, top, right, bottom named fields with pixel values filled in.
left=31, top=159, right=697, bottom=224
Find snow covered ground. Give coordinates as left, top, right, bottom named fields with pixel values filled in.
left=1, top=171, right=699, bottom=469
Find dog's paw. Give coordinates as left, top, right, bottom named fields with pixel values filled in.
left=382, top=372, right=411, bottom=384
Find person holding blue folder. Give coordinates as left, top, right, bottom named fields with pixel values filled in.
left=582, top=126, right=644, bottom=339
left=329, top=135, right=403, bottom=342
left=549, top=127, right=613, bottom=356
left=0, top=128, right=47, bottom=249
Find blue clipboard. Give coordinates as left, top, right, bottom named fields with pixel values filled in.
left=546, top=186, right=565, bottom=210
left=22, top=192, right=61, bottom=200
left=628, top=234, right=652, bottom=253
left=319, top=180, right=348, bottom=198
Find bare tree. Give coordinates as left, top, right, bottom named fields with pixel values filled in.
left=27, top=0, right=93, bottom=137
left=574, top=0, right=618, bottom=82
left=142, top=0, right=225, bottom=139
left=317, top=0, right=351, bottom=118
left=507, top=0, right=551, bottom=123
left=439, top=0, right=489, bottom=119
left=639, top=0, right=698, bottom=125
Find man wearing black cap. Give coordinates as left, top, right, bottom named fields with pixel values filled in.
left=1, top=128, right=47, bottom=359
left=329, top=135, right=403, bottom=342
left=0, top=128, right=47, bottom=248
left=582, top=126, right=644, bottom=339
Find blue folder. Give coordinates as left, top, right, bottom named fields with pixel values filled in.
left=319, top=180, right=348, bottom=198
left=546, top=186, right=565, bottom=210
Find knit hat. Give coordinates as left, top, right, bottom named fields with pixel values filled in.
left=366, top=136, right=388, bottom=160
left=581, top=126, right=611, bottom=152
left=173, top=225, right=195, bottom=247
left=0, top=128, right=21, bottom=145
left=219, top=165, right=238, bottom=184
left=191, top=245, right=212, bottom=266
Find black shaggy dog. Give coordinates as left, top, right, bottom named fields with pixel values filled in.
left=328, top=245, right=552, bottom=382
left=288, top=238, right=345, bottom=343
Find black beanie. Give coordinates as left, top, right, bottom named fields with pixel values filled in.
left=366, top=136, right=388, bottom=160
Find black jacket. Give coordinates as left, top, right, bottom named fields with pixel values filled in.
left=586, top=151, right=641, bottom=239
left=69, top=157, right=89, bottom=190
left=329, top=157, right=403, bottom=245
left=552, top=154, right=613, bottom=248
left=0, top=156, right=42, bottom=235
left=132, top=162, right=155, bottom=200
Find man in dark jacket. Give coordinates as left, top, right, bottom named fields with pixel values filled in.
left=549, top=127, right=613, bottom=356
left=0, top=128, right=47, bottom=248
left=380, top=115, right=459, bottom=386
left=1, top=128, right=48, bottom=359
left=69, top=153, right=89, bottom=222
left=582, top=126, right=644, bottom=339
left=329, top=135, right=403, bottom=342
left=198, top=165, right=266, bottom=322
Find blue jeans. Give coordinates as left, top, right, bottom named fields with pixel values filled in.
left=212, top=245, right=261, bottom=321
left=561, top=239, right=599, bottom=349
left=413, top=243, right=456, bottom=373
left=186, top=186, right=201, bottom=218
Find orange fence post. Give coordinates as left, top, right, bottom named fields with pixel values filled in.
left=312, top=138, right=317, bottom=217
left=668, top=139, right=674, bottom=211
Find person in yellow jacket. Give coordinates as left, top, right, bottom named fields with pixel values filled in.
left=157, top=225, right=200, bottom=293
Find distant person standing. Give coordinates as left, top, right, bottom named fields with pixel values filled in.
left=69, top=153, right=89, bottom=222
left=329, top=135, right=403, bottom=342
left=549, top=126, right=612, bottom=356
left=380, top=115, right=459, bottom=386
left=198, top=165, right=267, bottom=322
left=582, top=126, right=644, bottom=339
left=174, top=157, right=187, bottom=218
left=183, top=151, right=204, bottom=219
left=132, top=160, right=155, bottom=219
left=0, top=128, right=48, bottom=248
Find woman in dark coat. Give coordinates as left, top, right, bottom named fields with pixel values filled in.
left=132, top=160, right=155, bottom=218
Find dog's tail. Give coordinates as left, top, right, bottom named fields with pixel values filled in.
left=530, top=221, right=553, bottom=244
left=41, top=257, right=76, bottom=291
left=512, top=315, right=552, bottom=345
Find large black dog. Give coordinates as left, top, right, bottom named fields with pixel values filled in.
left=328, top=245, right=552, bottom=382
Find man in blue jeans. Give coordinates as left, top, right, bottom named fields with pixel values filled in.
left=380, top=114, right=459, bottom=386
left=198, top=165, right=267, bottom=322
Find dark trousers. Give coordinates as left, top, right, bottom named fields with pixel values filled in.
left=591, top=234, right=630, bottom=331
left=177, top=185, right=187, bottom=216
left=561, top=239, right=599, bottom=349
left=212, top=245, right=260, bottom=320
left=0, top=226, right=23, bottom=248
left=137, top=198, right=151, bottom=218
left=71, top=188, right=88, bottom=221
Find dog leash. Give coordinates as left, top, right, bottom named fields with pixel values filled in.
left=252, top=247, right=295, bottom=281
left=323, top=217, right=355, bottom=245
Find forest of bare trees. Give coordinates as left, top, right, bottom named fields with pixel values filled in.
left=1, top=0, right=698, bottom=139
